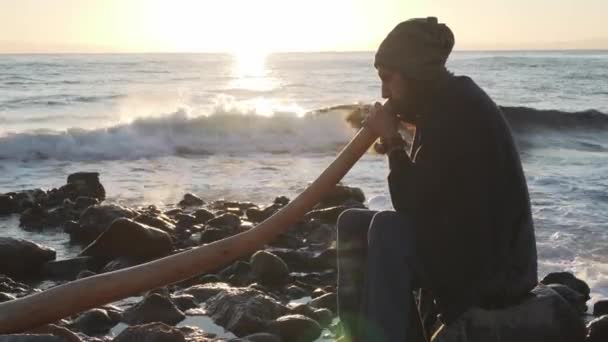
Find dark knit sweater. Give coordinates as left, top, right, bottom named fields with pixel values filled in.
left=388, top=75, right=538, bottom=323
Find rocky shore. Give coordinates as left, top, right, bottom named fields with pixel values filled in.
left=0, top=172, right=606, bottom=341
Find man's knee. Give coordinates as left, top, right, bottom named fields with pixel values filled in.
left=368, top=210, right=412, bottom=247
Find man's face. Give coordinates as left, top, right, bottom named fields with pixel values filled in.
left=377, top=67, right=412, bottom=119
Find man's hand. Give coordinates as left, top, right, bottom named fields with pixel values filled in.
left=364, top=101, right=400, bottom=140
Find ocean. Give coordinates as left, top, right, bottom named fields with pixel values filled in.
left=1, top=51, right=607, bottom=313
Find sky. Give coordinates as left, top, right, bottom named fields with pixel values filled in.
left=1, top=0, right=607, bottom=53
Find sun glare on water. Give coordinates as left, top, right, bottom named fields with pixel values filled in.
left=230, top=48, right=277, bottom=94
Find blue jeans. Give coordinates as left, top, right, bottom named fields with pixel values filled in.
left=337, top=209, right=427, bottom=342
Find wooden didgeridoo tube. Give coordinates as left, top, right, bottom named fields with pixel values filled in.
left=0, top=126, right=378, bottom=333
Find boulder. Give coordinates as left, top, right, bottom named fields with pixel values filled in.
left=200, top=227, right=233, bottom=244
left=594, top=300, right=608, bottom=316
left=80, top=218, right=172, bottom=260
left=179, top=282, right=232, bottom=302
left=309, top=292, right=337, bottom=312
left=75, top=204, right=137, bottom=244
left=0, top=335, right=64, bottom=342
left=101, top=257, right=142, bottom=273
left=207, top=213, right=241, bottom=231
left=586, top=315, right=608, bottom=342
left=230, top=332, right=282, bottom=342
left=547, top=283, right=587, bottom=314
left=270, top=314, right=322, bottom=342
left=246, top=206, right=279, bottom=223
left=541, top=271, right=591, bottom=300
left=10, top=189, right=48, bottom=213
left=250, top=251, right=289, bottom=287
left=134, top=213, right=176, bottom=234
left=0, top=238, right=56, bottom=278
left=178, top=193, right=204, bottom=207
left=431, top=285, right=586, bottom=342
left=69, top=308, right=117, bottom=335
left=0, top=194, right=18, bottom=216
left=312, top=308, right=333, bottom=327
left=42, top=256, right=105, bottom=279
left=112, top=322, right=186, bottom=342
left=316, top=184, right=365, bottom=209
left=64, top=172, right=106, bottom=201
left=193, top=208, right=215, bottom=224
left=122, top=293, right=185, bottom=325
left=170, top=294, right=199, bottom=312
left=205, top=287, right=287, bottom=336
left=73, top=197, right=99, bottom=212
left=305, top=204, right=363, bottom=225
left=0, top=275, right=35, bottom=297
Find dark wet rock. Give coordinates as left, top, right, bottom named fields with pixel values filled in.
left=205, top=287, right=287, bottom=336
left=113, top=322, right=186, bottom=342
left=0, top=335, right=65, bottom=342
left=309, top=292, right=337, bottom=312
left=0, top=275, right=35, bottom=297
left=547, top=283, right=587, bottom=314
left=76, top=270, right=96, bottom=279
left=64, top=172, right=106, bottom=201
left=200, top=227, right=233, bottom=244
left=171, top=294, right=199, bottom=312
left=246, top=205, right=279, bottom=223
left=250, top=251, right=289, bottom=287
left=43, top=256, right=105, bottom=280
left=75, top=204, right=137, bottom=244
left=288, top=304, right=316, bottom=319
left=594, top=300, right=608, bottom=316
left=432, top=285, right=586, bottom=342
left=134, top=213, right=176, bottom=234
left=305, top=224, right=336, bottom=247
left=541, top=271, right=591, bottom=300
left=316, top=184, right=365, bottom=209
left=101, top=257, right=142, bottom=273
left=101, top=305, right=123, bottom=322
left=179, top=282, right=232, bottom=302
left=0, top=194, right=19, bottom=216
left=274, top=196, right=290, bottom=206
left=0, top=292, right=16, bottom=302
left=80, top=218, right=172, bottom=260
left=164, top=208, right=183, bottom=217
left=174, top=274, right=221, bottom=289
left=270, top=314, right=322, bottom=342
left=19, top=206, right=51, bottom=230
left=219, top=261, right=252, bottom=286
left=286, top=285, right=309, bottom=299
left=586, top=315, right=608, bottom=342
left=122, top=293, right=185, bottom=325
left=230, top=332, right=282, bottom=342
left=266, top=248, right=335, bottom=273
left=178, top=193, right=205, bottom=207
left=305, top=204, right=363, bottom=225
left=73, top=197, right=99, bottom=212
left=193, top=208, right=215, bottom=224
left=18, top=205, right=68, bottom=230
left=175, top=213, right=196, bottom=229
left=0, top=237, right=56, bottom=278
left=10, top=189, right=48, bottom=213
left=207, top=213, right=241, bottom=231
left=312, top=308, right=333, bottom=327
left=69, top=308, right=117, bottom=335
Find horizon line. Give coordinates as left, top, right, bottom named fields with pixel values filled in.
left=1, top=48, right=608, bottom=55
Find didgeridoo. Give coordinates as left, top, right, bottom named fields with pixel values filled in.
left=0, top=126, right=378, bottom=333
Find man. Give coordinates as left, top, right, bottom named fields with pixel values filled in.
left=336, top=17, right=538, bottom=341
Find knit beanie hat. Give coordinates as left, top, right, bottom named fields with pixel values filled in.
left=374, top=17, right=455, bottom=81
